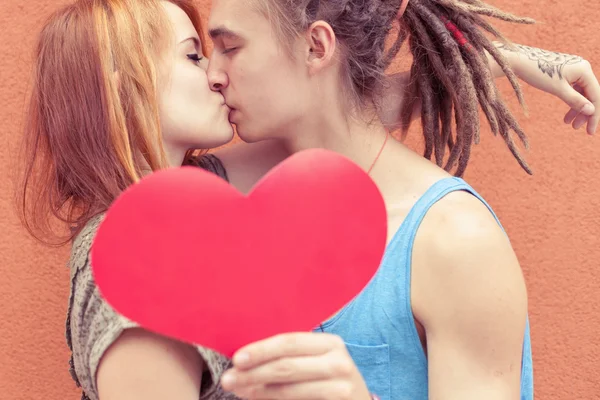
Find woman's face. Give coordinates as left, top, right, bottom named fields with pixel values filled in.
left=158, top=1, right=234, bottom=165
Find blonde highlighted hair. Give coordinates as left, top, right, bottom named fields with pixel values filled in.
left=18, top=0, right=206, bottom=244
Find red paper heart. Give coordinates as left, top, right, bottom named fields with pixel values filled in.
left=92, top=149, right=387, bottom=357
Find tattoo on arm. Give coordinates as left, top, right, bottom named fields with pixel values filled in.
left=496, top=43, right=583, bottom=80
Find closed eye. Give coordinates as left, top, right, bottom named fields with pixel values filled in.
left=187, top=53, right=204, bottom=63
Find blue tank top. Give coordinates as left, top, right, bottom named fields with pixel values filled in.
left=314, top=177, right=533, bottom=400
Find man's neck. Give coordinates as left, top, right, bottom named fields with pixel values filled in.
left=281, top=107, right=390, bottom=174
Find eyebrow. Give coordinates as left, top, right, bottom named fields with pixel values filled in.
left=178, top=37, right=201, bottom=47
left=208, top=26, right=242, bottom=40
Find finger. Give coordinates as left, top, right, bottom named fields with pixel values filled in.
left=588, top=114, right=599, bottom=135
left=564, top=108, right=579, bottom=124
left=235, top=385, right=278, bottom=400
left=564, top=84, right=586, bottom=124
left=232, top=333, right=344, bottom=369
left=575, top=66, right=600, bottom=134
left=572, top=112, right=589, bottom=130
left=236, top=379, right=354, bottom=400
left=573, top=83, right=586, bottom=95
left=222, top=353, right=349, bottom=390
left=558, top=82, right=595, bottom=118
left=586, top=99, right=600, bottom=134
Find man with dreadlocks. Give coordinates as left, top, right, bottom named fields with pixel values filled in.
left=202, top=0, right=597, bottom=399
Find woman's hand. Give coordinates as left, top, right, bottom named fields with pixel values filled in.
left=220, top=332, right=372, bottom=400
left=491, top=42, right=599, bottom=135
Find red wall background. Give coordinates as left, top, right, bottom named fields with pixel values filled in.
left=0, top=0, right=598, bottom=399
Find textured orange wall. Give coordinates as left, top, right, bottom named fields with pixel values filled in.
left=1, top=0, right=598, bottom=399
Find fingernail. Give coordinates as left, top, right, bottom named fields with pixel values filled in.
left=221, top=372, right=236, bottom=388
left=582, top=103, right=594, bottom=115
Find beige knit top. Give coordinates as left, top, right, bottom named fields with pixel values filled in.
left=65, top=155, right=238, bottom=400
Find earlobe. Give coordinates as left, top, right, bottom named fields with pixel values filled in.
left=305, top=20, right=336, bottom=73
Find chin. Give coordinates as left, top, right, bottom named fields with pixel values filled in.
left=221, top=124, right=236, bottom=143
left=235, top=123, right=269, bottom=144
left=196, top=125, right=235, bottom=149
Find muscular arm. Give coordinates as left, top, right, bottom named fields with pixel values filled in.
left=97, top=328, right=205, bottom=400
left=412, top=192, right=528, bottom=400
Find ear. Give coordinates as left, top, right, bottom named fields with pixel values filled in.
left=304, top=20, right=336, bottom=75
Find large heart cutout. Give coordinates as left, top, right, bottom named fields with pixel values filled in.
left=92, top=149, right=387, bottom=357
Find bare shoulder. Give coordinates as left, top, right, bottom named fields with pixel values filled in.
left=213, top=139, right=290, bottom=193
left=411, top=190, right=527, bottom=327
left=416, top=189, right=517, bottom=264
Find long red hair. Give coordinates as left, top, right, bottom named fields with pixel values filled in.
left=17, top=0, right=206, bottom=245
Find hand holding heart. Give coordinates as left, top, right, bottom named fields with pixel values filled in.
left=221, top=332, right=372, bottom=400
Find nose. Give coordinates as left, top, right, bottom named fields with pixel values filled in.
left=207, top=58, right=229, bottom=92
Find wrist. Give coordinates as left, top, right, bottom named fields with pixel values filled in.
left=488, top=41, right=521, bottom=79
left=496, top=41, right=527, bottom=77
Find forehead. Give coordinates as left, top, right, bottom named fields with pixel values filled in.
left=160, top=1, right=199, bottom=42
left=208, top=0, right=271, bottom=40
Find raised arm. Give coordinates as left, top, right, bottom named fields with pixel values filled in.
left=379, top=43, right=599, bottom=135
left=487, top=42, right=599, bottom=134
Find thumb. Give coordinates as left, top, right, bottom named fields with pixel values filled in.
left=560, top=85, right=595, bottom=116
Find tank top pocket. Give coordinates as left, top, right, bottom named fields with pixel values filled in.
left=345, top=342, right=391, bottom=400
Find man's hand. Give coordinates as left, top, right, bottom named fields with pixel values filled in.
left=492, top=42, right=599, bottom=135
left=379, top=43, right=600, bottom=136
left=221, top=332, right=372, bottom=400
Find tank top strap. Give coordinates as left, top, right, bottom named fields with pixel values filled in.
left=389, top=177, right=503, bottom=253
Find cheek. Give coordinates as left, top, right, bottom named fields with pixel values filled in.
left=234, top=64, right=286, bottom=108
left=172, top=66, right=213, bottom=106
left=231, top=50, right=278, bottom=90
left=258, top=65, right=305, bottom=109
left=159, top=66, right=217, bottom=129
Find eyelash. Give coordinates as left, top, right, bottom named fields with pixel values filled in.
left=187, top=54, right=203, bottom=63
left=222, top=47, right=238, bottom=54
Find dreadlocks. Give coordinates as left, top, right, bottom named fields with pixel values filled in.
left=257, top=0, right=536, bottom=176
left=398, top=0, right=534, bottom=176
